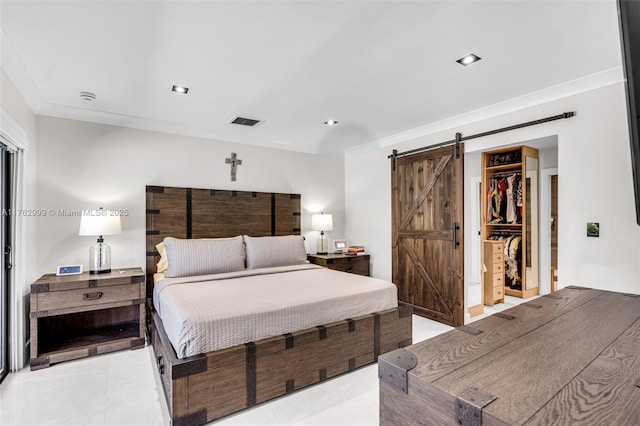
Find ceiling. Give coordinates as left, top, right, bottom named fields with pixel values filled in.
left=0, top=0, right=623, bottom=155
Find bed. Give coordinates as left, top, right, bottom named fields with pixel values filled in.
left=146, top=186, right=413, bottom=425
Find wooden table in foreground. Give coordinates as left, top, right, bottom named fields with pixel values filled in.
left=379, top=287, right=640, bottom=425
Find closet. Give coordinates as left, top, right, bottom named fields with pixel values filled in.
left=482, top=145, right=539, bottom=301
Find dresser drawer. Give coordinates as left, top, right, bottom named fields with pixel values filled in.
left=327, top=260, right=369, bottom=275
left=308, top=254, right=370, bottom=277
left=492, top=243, right=504, bottom=254
left=35, top=283, right=140, bottom=312
left=486, top=260, right=504, bottom=275
left=493, top=285, right=504, bottom=301
left=491, top=273, right=503, bottom=287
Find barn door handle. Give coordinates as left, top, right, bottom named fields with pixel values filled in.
left=157, top=355, right=164, bottom=375
left=453, top=223, right=460, bottom=249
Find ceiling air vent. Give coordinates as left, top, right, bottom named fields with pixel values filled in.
left=80, top=91, right=96, bottom=101
left=229, top=116, right=263, bottom=127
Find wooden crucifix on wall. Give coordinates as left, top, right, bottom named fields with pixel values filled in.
left=225, top=152, right=242, bottom=181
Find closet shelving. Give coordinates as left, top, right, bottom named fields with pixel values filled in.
left=482, top=145, right=539, bottom=301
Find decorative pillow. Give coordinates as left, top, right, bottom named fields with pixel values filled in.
left=163, top=236, right=245, bottom=278
left=244, top=235, right=307, bottom=269
left=156, top=242, right=168, bottom=273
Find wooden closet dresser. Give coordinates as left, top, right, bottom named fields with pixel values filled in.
left=483, top=240, right=504, bottom=306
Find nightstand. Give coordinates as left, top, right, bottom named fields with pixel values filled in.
left=29, top=267, right=146, bottom=370
left=307, top=253, right=370, bottom=276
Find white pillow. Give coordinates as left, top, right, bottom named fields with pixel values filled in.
left=163, top=236, right=245, bottom=278
left=244, top=235, right=307, bottom=269
left=156, top=242, right=168, bottom=273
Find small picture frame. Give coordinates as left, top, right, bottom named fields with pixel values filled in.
left=56, top=265, right=83, bottom=276
left=333, top=239, right=347, bottom=253
left=587, top=222, right=600, bottom=237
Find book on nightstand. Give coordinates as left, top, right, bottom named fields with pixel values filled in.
left=347, top=245, right=365, bottom=253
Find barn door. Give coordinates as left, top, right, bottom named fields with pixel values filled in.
left=392, top=144, right=464, bottom=326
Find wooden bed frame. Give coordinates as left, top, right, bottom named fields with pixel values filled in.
left=145, top=186, right=413, bottom=425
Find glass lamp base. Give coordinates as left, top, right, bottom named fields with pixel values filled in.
left=317, top=233, right=328, bottom=255
left=89, top=240, right=111, bottom=275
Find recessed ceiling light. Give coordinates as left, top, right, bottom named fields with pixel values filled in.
left=456, top=53, right=481, bottom=66
left=80, top=91, right=96, bottom=101
left=172, top=85, right=189, bottom=94
left=324, top=120, right=338, bottom=126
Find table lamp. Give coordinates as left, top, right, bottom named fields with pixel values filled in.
left=311, top=212, right=333, bottom=255
left=79, top=207, right=121, bottom=274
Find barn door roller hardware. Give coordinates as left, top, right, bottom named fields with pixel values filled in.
left=389, top=111, right=576, bottom=167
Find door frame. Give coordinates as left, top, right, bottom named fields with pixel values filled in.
left=539, top=167, right=558, bottom=295
left=469, top=177, right=482, bottom=306
left=0, top=109, right=27, bottom=374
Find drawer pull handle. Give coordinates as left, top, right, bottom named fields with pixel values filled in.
left=157, top=355, right=164, bottom=375
left=83, top=292, right=103, bottom=300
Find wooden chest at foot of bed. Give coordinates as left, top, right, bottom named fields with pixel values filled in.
left=379, top=287, right=640, bottom=425
left=151, top=303, right=412, bottom=426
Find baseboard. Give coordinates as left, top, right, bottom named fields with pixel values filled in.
left=468, top=304, right=484, bottom=318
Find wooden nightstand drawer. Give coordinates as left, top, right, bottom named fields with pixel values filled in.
left=34, top=283, right=140, bottom=312
left=332, top=260, right=369, bottom=275
left=307, top=254, right=371, bottom=277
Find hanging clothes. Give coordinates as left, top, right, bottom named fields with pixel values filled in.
left=487, top=232, right=522, bottom=290
left=487, top=172, right=522, bottom=224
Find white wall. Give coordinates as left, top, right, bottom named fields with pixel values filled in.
left=35, top=116, right=345, bottom=276
left=346, top=82, right=640, bottom=314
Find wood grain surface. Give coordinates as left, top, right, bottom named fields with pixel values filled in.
left=392, top=145, right=464, bottom=326
left=146, top=186, right=301, bottom=298
left=380, top=288, right=640, bottom=425
left=153, top=305, right=412, bottom=425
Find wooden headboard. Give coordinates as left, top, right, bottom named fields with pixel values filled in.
left=145, top=185, right=301, bottom=297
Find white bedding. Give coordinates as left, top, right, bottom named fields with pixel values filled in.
left=153, top=264, right=398, bottom=358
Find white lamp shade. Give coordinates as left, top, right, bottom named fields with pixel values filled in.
left=79, top=208, right=122, bottom=236
left=311, top=213, right=333, bottom=231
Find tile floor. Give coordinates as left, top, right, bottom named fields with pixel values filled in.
left=0, top=306, right=517, bottom=426
left=470, top=295, right=532, bottom=322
